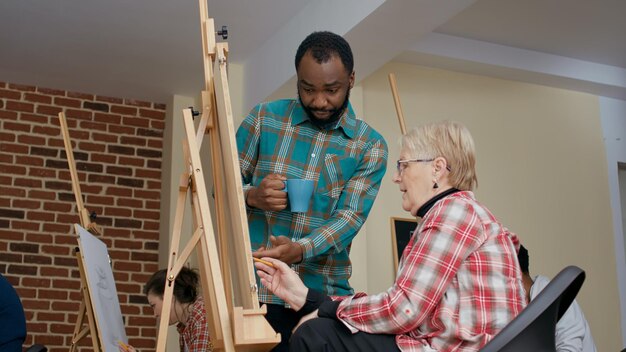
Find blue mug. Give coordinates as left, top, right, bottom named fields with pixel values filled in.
left=284, top=179, right=314, bottom=212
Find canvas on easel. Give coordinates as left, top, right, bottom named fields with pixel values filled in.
left=153, top=1, right=279, bottom=351
left=75, top=223, right=127, bottom=352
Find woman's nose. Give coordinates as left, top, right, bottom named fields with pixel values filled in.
left=392, top=171, right=401, bottom=183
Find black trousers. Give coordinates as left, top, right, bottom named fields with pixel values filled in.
left=289, top=317, right=401, bottom=352
left=264, top=303, right=302, bottom=352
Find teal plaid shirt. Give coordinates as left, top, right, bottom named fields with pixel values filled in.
left=236, top=99, right=388, bottom=304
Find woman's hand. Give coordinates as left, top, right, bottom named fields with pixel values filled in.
left=254, top=257, right=308, bottom=310
left=118, top=341, right=136, bottom=352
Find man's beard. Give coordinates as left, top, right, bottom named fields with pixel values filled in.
left=299, top=89, right=350, bottom=129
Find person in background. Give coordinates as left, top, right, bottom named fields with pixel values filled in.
left=124, top=267, right=212, bottom=352
left=236, top=30, right=388, bottom=350
left=255, top=120, right=526, bottom=351
left=518, top=245, right=597, bottom=352
left=0, top=273, right=27, bottom=351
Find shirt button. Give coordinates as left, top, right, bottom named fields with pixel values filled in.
left=311, top=153, right=316, bottom=158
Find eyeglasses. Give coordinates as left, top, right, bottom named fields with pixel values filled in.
left=396, top=158, right=453, bottom=174
left=396, top=158, right=434, bottom=174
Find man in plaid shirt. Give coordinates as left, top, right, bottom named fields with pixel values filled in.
left=236, top=31, right=388, bottom=351
left=254, top=121, right=526, bottom=351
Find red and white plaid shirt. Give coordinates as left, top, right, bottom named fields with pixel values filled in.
left=176, top=298, right=213, bottom=352
left=335, top=191, right=525, bottom=351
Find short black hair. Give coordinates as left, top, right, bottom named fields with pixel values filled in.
left=517, top=244, right=529, bottom=274
left=294, top=31, right=354, bottom=74
left=143, top=267, right=199, bottom=304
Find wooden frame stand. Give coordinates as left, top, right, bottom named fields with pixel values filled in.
left=59, top=111, right=104, bottom=352
left=154, top=1, right=279, bottom=351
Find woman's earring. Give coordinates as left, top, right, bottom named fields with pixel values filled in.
left=433, top=181, right=439, bottom=189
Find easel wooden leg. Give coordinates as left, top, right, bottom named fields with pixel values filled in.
left=183, top=108, right=237, bottom=351
left=60, top=111, right=105, bottom=352
left=69, top=299, right=86, bottom=352
left=70, top=249, right=102, bottom=352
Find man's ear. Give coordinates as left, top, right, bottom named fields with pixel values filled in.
left=349, top=71, right=355, bottom=89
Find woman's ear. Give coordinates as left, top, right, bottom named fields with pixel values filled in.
left=433, top=157, right=447, bottom=173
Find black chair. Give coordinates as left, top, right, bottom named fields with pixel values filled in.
left=25, top=344, right=47, bottom=352
left=481, top=265, right=585, bottom=352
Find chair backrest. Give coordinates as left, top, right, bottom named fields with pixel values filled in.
left=25, top=344, right=47, bottom=352
left=480, top=265, right=585, bottom=352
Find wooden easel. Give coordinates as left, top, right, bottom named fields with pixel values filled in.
left=155, top=1, right=279, bottom=351
left=388, top=73, right=408, bottom=134
left=59, top=112, right=104, bottom=352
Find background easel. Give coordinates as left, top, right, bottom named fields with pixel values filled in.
left=388, top=73, right=408, bottom=134
left=154, top=1, right=279, bottom=351
left=58, top=111, right=105, bottom=352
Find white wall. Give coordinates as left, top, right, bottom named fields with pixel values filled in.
left=600, top=97, right=626, bottom=347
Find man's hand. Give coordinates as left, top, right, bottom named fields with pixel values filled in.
left=254, top=257, right=308, bottom=310
left=253, top=235, right=303, bottom=265
left=246, top=174, right=287, bottom=211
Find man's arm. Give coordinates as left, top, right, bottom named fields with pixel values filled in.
left=554, top=299, right=586, bottom=352
left=235, top=106, right=261, bottom=194
left=237, top=105, right=289, bottom=213
left=532, top=275, right=587, bottom=352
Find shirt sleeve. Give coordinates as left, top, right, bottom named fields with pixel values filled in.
left=531, top=276, right=586, bottom=352
left=555, top=299, right=587, bottom=352
left=235, top=104, right=262, bottom=195
left=334, top=197, right=484, bottom=334
left=297, top=136, right=388, bottom=261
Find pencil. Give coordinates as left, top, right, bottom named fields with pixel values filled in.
left=253, top=257, right=274, bottom=267
left=118, top=340, right=130, bottom=352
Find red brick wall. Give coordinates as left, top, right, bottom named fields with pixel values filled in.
left=0, top=81, right=165, bottom=351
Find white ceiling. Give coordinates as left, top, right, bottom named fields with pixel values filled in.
left=435, top=0, right=626, bottom=68
left=0, top=0, right=624, bottom=104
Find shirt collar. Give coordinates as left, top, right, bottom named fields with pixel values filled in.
left=291, top=100, right=357, bottom=139
left=175, top=298, right=202, bottom=334
left=416, top=188, right=461, bottom=218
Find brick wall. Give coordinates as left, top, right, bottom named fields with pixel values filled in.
left=0, top=81, right=165, bottom=351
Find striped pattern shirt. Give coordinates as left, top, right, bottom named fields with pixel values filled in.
left=236, top=99, right=388, bottom=304
left=335, top=191, right=526, bottom=351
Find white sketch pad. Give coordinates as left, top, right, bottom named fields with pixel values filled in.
left=75, top=223, right=128, bottom=351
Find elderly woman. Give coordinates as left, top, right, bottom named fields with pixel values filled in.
left=254, top=120, right=526, bottom=351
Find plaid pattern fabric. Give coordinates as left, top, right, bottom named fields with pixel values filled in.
left=335, top=191, right=526, bottom=351
left=176, top=298, right=213, bottom=352
left=236, top=99, right=388, bottom=304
